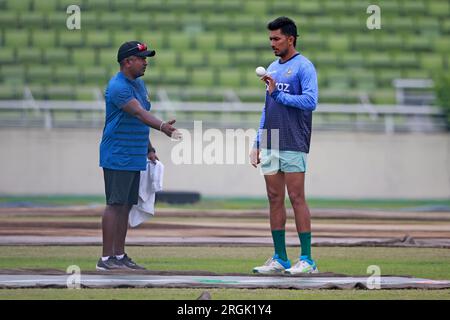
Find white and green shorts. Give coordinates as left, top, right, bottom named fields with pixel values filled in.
left=260, top=148, right=308, bottom=175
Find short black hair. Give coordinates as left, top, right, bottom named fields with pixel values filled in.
left=267, top=16, right=298, bottom=47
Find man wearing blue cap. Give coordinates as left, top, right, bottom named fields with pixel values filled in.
left=97, top=41, right=178, bottom=271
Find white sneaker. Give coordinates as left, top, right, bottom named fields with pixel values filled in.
left=252, top=255, right=291, bottom=274
left=285, top=258, right=319, bottom=275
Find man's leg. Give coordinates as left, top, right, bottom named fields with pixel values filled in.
left=114, top=204, right=132, bottom=256
left=264, top=172, right=288, bottom=261
left=102, top=204, right=121, bottom=257
left=285, top=172, right=312, bottom=260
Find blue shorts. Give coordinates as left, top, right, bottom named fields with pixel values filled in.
left=260, top=149, right=307, bottom=175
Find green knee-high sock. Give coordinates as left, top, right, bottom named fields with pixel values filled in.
left=299, top=232, right=312, bottom=260
left=271, top=230, right=288, bottom=261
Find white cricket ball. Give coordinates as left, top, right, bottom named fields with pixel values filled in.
left=255, top=66, right=267, bottom=77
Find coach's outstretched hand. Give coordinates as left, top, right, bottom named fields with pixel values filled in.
left=161, top=119, right=182, bottom=140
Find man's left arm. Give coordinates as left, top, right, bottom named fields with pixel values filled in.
left=264, top=63, right=318, bottom=111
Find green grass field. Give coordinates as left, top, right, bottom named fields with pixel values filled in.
left=1, top=195, right=450, bottom=210
left=0, top=246, right=449, bottom=300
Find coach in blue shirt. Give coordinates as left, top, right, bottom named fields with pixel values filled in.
left=97, top=41, right=178, bottom=271
left=251, top=17, right=319, bottom=275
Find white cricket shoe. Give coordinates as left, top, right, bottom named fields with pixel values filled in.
left=252, top=254, right=291, bottom=274
left=285, top=257, right=319, bottom=275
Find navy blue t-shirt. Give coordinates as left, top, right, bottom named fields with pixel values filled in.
left=256, top=53, right=318, bottom=153
left=99, top=72, right=151, bottom=171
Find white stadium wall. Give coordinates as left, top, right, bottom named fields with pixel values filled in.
left=0, top=128, right=449, bottom=199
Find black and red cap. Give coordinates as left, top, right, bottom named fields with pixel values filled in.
left=117, top=41, right=156, bottom=63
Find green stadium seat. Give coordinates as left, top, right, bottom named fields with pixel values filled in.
left=153, top=13, right=181, bottom=31
left=337, top=16, right=365, bottom=32
left=17, top=47, right=43, bottom=65
left=43, top=48, right=70, bottom=65
left=244, top=0, right=268, bottom=15
left=420, top=54, right=444, bottom=70
left=46, top=85, right=76, bottom=100
left=233, top=51, right=257, bottom=66
left=322, top=0, right=348, bottom=14
left=328, top=34, right=350, bottom=52
left=75, top=86, right=98, bottom=101
left=402, top=69, right=430, bottom=79
left=167, top=33, right=194, bottom=51
left=393, top=53, right=418, bottom=69
left=31, top=30, right=57, bottom=49
left=194, top=33, right=219, bottom=51
left=191, top=68, right=215, bottom=86
left=254, top=51, right=276, bottom=67
left=375, top=0, right=400, bottom=15
left=161, top=67, right=188, bottom=85
left=59, top=31, right=84, bottom=47
left=153, top=50, right=178, bottom=68
left=0, top=84, right=23, bottom=99
left=47, top=12, right=69, bottom=29
left=385, top=16, right=414, bottom=33
left=4, top=30, right=30, bottom=47
left=143, top=65, right=162, bottom=84
left=370, top=89, right=395, bottom=104
left=417, top=17, right=441, bottom=36
left=207, top=51, right=231, bottom=67
left=296, top=2, right=322, bottom=15
left=111, top=0, right=136, bottom=11
left=135, top=0, right=165, bottom=11
left=375, top=69, right=402, bottom=88
left=217, top=0, right=241, bottom=13
left=367, top=52, right=392, bottom=68
left=124, top=13, right=153, bottom=30
left=246, top=32, right=269, bottom=50
left=218, top=69, right=243, bottom=88
left=377, top=34, right=404, bottom=51
left=112, top=31, right=140, bottom=47
left=351, top=34, right=378, bottom=51
left=98, top=49, right=117, bottom=68
left=314, top=52, right=338, bottom=67
left=72, top=49, right=97, bottom=66
left=84, top=0, right=111, bottom=11
left=204, top=14, right=233, bottom=31
left=404, top=36, right=433, bottom=52
left=180, top=51, right=206, bottom=68
left=33, top=0, right=59, bottom=12
left=339, top=52, right=364, bottom=67
left=311, top=16, right=337, bottom=31
left=401, top=1, right=425, bottom=15
left=300, top=33, right=327, bottom=51
left=0, top=48, right=15, bottom=64
left=85, top=31, right=112, bottom=48
left=54, top=66, right=81, bottom=84
left=269, top=2, right=296, bottom=15
left=5, top=0, right=31, bottom=11
left=180, top=14, right=203, bottom=33
left=27, top=65, right=53, bottom=84
left=221, top=33, right=245, bottom=50
left=233, top=14, right=257, bottom=31
left=140, top=31, right=167, bottom=50
left=434, top=38, right=450, bottom=53
left=428, top=1, right=450, bottom=17
left=98, top=12, right=125, bottom=29
left=81, top=66, right=109, bottom=84
left=19, top=12, right=46, bottom=29
left=0, top=66, right=26, bottom=84
left=352, top=70, right=377, bottom=90
left=190, top=0, right=216, bottom=13
left=325, top=69, right=352, bottom=90
left=0, top=12, right=19, bottom=28
left=442, top=20, right=450, bottom=34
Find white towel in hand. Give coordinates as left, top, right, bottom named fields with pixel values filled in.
left=129, top=160, right=164, bottom=227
